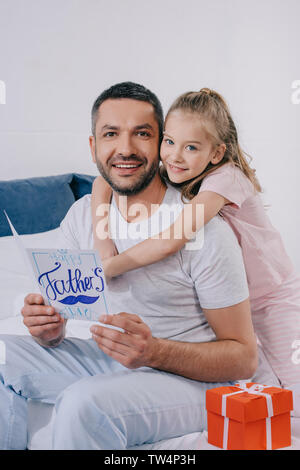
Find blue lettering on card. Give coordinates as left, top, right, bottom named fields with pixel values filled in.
left=38, top=262, right=105, bottom=304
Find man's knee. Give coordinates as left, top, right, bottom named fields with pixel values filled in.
left=0, top=335, right=45, bottom=390
left=55, top=379, right=89, bottom=415
left=56, top=376, right=109, bottom=414
left=54, top=374, right=131, bottom=426
left=0, top=335, right=37, bottom=365
left=0, top=335, right=22, bottom=368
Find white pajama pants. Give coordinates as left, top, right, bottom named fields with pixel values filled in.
left=0, top=333, right=233, bottom=450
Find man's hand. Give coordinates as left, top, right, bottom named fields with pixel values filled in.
left=90, top=312, right=156, bottom=369
left=90, top=301, right=258, bottom=382
left=21, top=294, right=66, bottom=347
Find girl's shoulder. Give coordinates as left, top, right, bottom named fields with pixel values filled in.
left=203, top=162, right=253, bottom=190
left=200, top=162, right=256, bottom=208
left=205, top=161, right=243, bottom=177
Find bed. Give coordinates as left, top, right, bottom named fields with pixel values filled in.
left=0, top=173, right=299, bottom=450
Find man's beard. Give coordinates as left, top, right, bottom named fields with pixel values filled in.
left=94, top=149, right=159, bottom=196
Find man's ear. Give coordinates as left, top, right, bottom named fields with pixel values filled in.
left=89, top=135, right=96, bottom=163
left=211, top=143, right=226, bottom=165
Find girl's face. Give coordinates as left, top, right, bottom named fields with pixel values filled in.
left=160, top=111, right=225, bottom=183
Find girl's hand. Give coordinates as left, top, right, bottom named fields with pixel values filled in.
left=91, top=174, right=115, bottom=261
left=101, top=257, right=117, bottom=281
left=97, top=237, right=118, bottom=261
left=96, top=238, right=119, bottom=281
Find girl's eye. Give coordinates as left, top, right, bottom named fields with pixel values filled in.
left=164, top=138, right=174, bottom=145
left=186, top=144, right=197, bottom=151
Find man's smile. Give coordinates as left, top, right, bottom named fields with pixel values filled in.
left=111, top=160, right=144, bottom=176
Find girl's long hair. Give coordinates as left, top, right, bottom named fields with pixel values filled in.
left=160, top=88, right=262, bottom=201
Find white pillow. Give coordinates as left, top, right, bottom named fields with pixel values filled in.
left=0, top=229, right=61, bottom=320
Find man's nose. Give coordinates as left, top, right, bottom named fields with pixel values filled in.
left=116, top=133, right=136, bottom=156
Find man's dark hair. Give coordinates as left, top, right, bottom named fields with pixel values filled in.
left=91, top=81, right=164, bottom=143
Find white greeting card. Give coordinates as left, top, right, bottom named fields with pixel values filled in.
left=27, top=247, right=110, bottom=321
left=4, top=211, right=116, bottom=324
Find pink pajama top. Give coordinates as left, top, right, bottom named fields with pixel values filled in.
left=199, top=163, right=294, bottom=300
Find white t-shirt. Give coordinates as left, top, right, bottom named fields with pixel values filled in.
left=58, top=184, right=249, bottom=343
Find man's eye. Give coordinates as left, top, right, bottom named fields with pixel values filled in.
left=137, top=131, right=151, bottom=137
left=103, top=132, right=116, bottom=137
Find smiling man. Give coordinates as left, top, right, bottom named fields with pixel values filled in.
left=90, top=96, right=167, bottom=228
left=0, top=82, right=257, bottom=450
left=91, top=99, right=160, bottom=195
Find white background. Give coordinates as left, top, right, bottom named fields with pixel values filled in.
left=0, top=0, right=299, bottom=270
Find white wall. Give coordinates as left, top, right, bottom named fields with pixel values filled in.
left=0, top=0, right=299, bottom=270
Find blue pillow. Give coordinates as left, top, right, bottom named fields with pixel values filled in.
left=0, top=174, right=75, bottom=236
left=70, top=173, right=96, bottom=200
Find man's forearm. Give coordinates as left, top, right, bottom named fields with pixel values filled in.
left=149, top=337, right=258, bottom=382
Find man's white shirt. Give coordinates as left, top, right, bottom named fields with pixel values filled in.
left=57, top=184, right=249, bottom=343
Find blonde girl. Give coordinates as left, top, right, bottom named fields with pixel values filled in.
left=91, top=88, right=300, bottom=395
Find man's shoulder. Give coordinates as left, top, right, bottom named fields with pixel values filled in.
left=63, top=194, right=91, bottom=221
left=163, top=183, right=241, bottom=258
left=58, top=194, right=93, bottom=249
left=71, top=193, right=91, bottom=210
left=191, top=214, right=238, bottom=250
left=185, top=214, right=248, bottom=304
left=60, top=194, right=91, bottom=235
left=183, top=214, right=243, bottom=267
left=204, top=214, right=237, bottom=243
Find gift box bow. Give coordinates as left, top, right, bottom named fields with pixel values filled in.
left=221, top=382, right=275, bottom=450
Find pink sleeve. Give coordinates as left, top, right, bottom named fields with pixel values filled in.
left=199, top=163, right=254, bottom=208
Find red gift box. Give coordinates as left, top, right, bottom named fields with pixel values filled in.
left=206, top=382, right=293, bottom=450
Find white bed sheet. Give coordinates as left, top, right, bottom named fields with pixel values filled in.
left=1, top=315, right=299, bottom=450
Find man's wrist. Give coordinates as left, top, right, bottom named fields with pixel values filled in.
left=147, top=337, right=165, bottom=369
left=34, top=324, right=66, bottom=349
left=34, top=334, right=64, bottom=348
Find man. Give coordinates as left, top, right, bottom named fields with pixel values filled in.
left=0, top=82, right=257, bottom=450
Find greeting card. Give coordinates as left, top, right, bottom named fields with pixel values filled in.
left=4, top=211, right=112, bottom=322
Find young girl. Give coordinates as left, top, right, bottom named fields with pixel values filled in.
left=91, top=88, right=300, bottom=393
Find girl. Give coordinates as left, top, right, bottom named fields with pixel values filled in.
left=91, top=88, right=300, bottom=392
